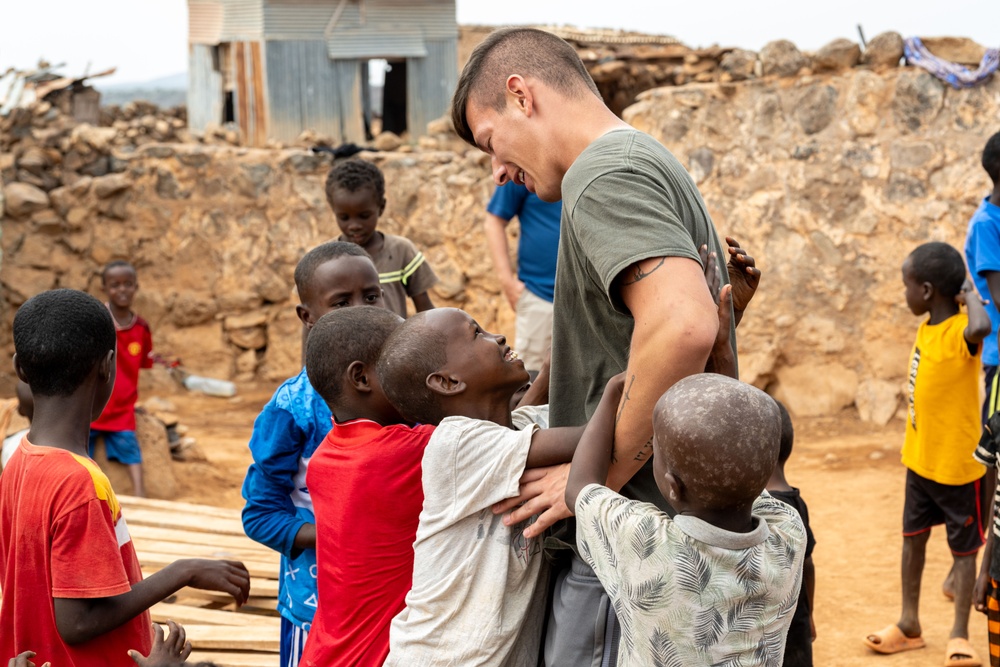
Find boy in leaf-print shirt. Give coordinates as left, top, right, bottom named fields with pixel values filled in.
left=566, top=374, right=805, bottom=667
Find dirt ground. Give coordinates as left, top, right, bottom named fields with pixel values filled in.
left=164, top=382, right=992, bottom=667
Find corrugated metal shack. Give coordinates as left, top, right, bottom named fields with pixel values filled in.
left=186, top=0, right=457, bottom=146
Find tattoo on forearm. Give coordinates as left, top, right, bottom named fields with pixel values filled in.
left=616, top=374, right=636, bottom=426
left=633, top=437, right=654, bottom=462
left=622, top=258, right=665, bottom=285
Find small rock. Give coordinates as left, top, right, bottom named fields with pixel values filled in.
left=855, top=378, right=900, bottom=426
left=225, top=312, right=268, bottom=330
left=892, top=70, right=944, bottom=133
left=813, top=38, right=861, bottom=71
left=759, top=40, right=808, bottom=77
left=17, top=147, right=51, bottom=175
left=869, top=451, right=885, bottom=460
left=861, top=31, right=904, bottom=69
left=719, top=49, right=758, bottom=81
left=795, top=85, right=838, bottom=135
left=374, top=132, right=404, bottom=151
left=687, top=147, right=714, bottom=184
left=92, top=172, right=133, bottom=199
left=71, top=124, right=118, bottom=153
left=3, top=182, right=49, bottom=218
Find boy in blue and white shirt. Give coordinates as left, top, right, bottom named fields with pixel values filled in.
left=242, top=241, right=387, bottom=666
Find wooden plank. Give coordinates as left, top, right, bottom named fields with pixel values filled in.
left=137, top=552, right=277, bottom=580
left=120, top=495, right=243, bottom=520
left=132, top=538, right=279, bottom=567
left=125, top=508, right=246, bottom=537
left=151, top=575, right=279, bottom=598
left=149, top=602, right=279, bottom=628
left=183, top=625, right=280, bottom=651
left=129, top=525, right=273, bottom=555
left=186, top=651, right=278, bottom=667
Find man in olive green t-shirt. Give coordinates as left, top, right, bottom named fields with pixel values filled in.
left=452, top=28, right=732, bottom=666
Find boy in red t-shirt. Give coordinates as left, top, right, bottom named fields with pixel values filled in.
left=90, top=261, right=153, bottom=497
left=0, top=289, right=250, bottom=666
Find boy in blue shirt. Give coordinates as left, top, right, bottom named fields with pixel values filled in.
left=241, top=241, right=385, bottom=666
left=965, top=130, right=1000, bottom=422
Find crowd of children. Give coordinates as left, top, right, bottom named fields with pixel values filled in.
left=2, top=29, right=1000, bottom=667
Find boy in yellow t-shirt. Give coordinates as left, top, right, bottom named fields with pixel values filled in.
left=865, top=242, right=992, bottom=666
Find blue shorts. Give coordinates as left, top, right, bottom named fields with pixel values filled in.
left=89, top=430, right=142, bottom=465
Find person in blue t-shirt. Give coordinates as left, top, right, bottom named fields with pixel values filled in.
left=484, top=182, right=561, bottom=373
left=241, top=241, right=386, bottom=667
left=964, top=130, right=1000, bottom=423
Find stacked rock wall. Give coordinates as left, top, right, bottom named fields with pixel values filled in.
left=2, top=60, right=999, bottom=422
left=625, top=68, right=1000, bottom=421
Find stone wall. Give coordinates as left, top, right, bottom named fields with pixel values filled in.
left=625, top=68, right=1000, bottom=421
left=0, top=143, right=499, bottom=384
left=2, top=61, right=1000, bottom=423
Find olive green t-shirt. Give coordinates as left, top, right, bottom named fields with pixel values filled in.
left=550, top=128, right=736, bottom=508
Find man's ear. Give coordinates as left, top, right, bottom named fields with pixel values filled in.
left=346, top=360, right=372, bottom=394
left=12, top=354, right=27, bottom=384
left=426, top=371, right=466, bottom=397
left=296, top=304, right=314, bottom=329
left=378, top=197, right=387, bottom=216
left=99, top=349, right=115, bottom=383
left=505, top=74, right=533, bottom=116
left=920, top=281, right=935, bottom=302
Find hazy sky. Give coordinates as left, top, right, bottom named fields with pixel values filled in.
left=1, top=0, right=997, bottom=85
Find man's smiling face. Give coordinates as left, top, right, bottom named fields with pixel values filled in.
left=466, top=95, right=564, bottom=203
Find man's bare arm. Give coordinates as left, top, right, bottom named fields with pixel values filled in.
left=604, top=255, right=719, bottom=490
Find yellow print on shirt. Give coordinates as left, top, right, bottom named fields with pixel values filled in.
left=127, top=342, right=142, bottom=357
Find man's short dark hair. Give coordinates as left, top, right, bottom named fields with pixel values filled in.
left=983, top=131, right=1000, bottom=185
left=13, top=289, right=116, bottom=397
left=102, top=259, right=136, bottom=283
left=324, top=159, right=386, bottom=207
left=376, top=313, right=449, bottom=425
left=908, top=241, right=966, bottom=299
left=294, top=241, right=371, bottom=299
left=451, top=27, right=601, bottom=147
left=775, top=399, right=794, bottom=464
left=305, top=307, right=403, bottom=409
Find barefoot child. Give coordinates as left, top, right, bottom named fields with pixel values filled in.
left=565, top=374, right=806, bottom=666
left=299, top=307, right=423, bottom=667
left=325, top=159, right=438, bottom=316
left=241, top=241, right=384, bottom=667
left=90, top=261, right=153, bottom=498
left=865, top=241, right=991, bottom=665
left=0, top=289, right=250, bottom=666
left=767, top=400, right=817, bottom=667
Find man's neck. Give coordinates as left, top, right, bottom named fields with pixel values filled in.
left=442, top=393, right=515, bottom=428
left=927, top=300, right=960, bottom=325
left=552, top=95, right=631, bottom=174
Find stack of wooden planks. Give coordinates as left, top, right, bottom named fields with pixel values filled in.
left=121, top=495, right=281, bottom=667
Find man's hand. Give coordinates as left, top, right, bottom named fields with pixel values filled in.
left=129, top=620, right=192, bottom=667
left=502, top=278, right=526, bottom=311
left=725, top=236, right=761, bottom=324
left=492, top=464, right=571, bottom=539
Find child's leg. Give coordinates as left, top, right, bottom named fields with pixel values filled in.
left=105, top=430, right=145, bottom=497
left=126, top=463, right=145, bottom=498
left=940, top=477, right=988, bottom=641
left=988, top=578, right=1000, bottom=667
left=951, top=552, right=977, bottom=638
left=899, top=529, right=930, bottom=637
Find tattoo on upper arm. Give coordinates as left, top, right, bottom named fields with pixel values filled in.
left=622, top=258, right=666, bottom=286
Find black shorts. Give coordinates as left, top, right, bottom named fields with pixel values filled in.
left=903, top=469, right=984, bottom=555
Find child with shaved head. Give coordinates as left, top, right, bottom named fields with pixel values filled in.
left=565, top=374, right=806, bottom=667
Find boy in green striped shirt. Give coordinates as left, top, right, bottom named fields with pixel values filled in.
left=326, top=160, right=438, bottom=317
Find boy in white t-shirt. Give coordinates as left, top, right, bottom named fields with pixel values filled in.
left=376, top=308, right=622, bottom=666
left=565, top=374, right=807, bottom=667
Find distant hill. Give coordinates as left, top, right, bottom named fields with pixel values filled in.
left=96, top=72, right=187, bottom=108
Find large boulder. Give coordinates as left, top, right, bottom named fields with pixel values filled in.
left=861, top=31, right=904, bottom=69
left=3, top=182, right=49, bottom=218
left=760, top=40, right=808, bottom=77
left=92, top=410, right=178, bottom=498
left=813, top=38, right=862, bottom=71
